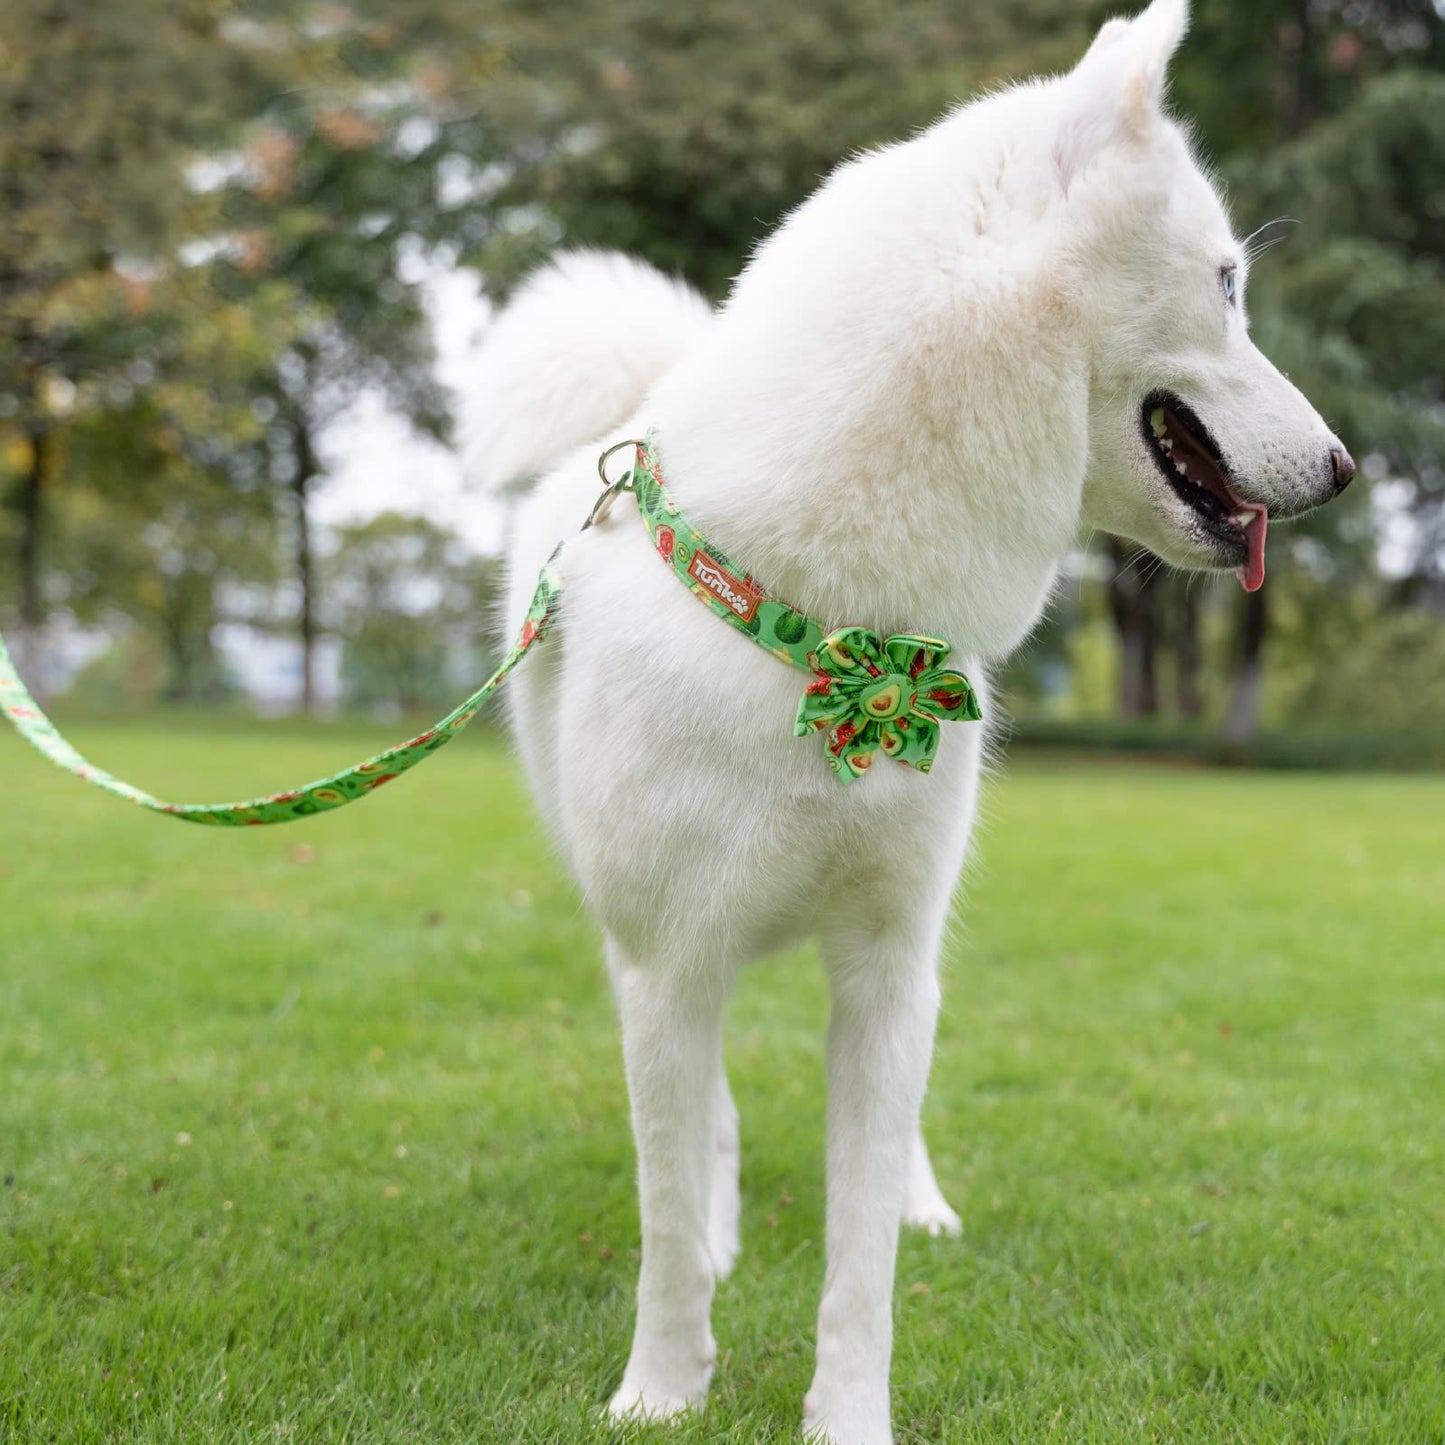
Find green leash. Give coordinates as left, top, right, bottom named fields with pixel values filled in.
left=1, top=436, right=980, bottom=825
left=0, top=562, right=562, bottom=827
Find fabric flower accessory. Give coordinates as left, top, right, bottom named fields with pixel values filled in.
left=794, top=627, right=983, bottom=783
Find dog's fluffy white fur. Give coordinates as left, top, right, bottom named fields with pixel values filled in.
left=467, top=3, right=1346, bottom=1439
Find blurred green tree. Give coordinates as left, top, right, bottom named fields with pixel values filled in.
left=469, top=0, right=1089, bottom=298
left=326, top=511, right=501, bottom=713
left=56, top=387, right=282, bottom=702
left=0, top=0, right=263, bottom=690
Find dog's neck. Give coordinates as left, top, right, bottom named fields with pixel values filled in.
left=645, top=118, right=1091, bottom=663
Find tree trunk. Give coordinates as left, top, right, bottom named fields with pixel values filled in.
left=291, top=417, right=319, bottom=716
left=1175, top=585, right=1204, bottom=721
left=1106, top=539, right=1160, bottom=718
left=160, top=601, right=194, bottom=704
left=160, top=571, right=220, bottom=704
left=1222, top=586, right=1268, bottom=744
left=14, top=425, right=51, bottom=696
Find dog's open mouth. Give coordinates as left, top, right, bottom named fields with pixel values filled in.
left=1141, top=391, right=1269, bottom=591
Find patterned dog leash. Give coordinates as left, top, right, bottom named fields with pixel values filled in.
left=2, top=436, right=981, bottom=826
left=0, top=560, right=563, bottom=827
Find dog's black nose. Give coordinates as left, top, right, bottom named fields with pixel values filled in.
left=1331, top=447, right=1356, bottom=493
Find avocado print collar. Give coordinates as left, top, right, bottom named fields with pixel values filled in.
left=1, top=432, right=980, bottom=824
left=617, top=434, right=982, bottom=784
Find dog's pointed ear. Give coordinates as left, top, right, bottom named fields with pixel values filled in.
left=1116, top=0, right=1190, bottom=108
left=1054, top=0, right=1190, bottom=191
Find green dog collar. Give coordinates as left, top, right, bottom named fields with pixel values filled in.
left=1, top=433, right=980, bottom=823
left=618, top=434, right=981, bottom=783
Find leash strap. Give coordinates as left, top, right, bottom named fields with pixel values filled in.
left=0, top=559, right=561, bottom=826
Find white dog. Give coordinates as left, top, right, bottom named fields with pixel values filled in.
left=468, top=2, right=1352, bottom=1440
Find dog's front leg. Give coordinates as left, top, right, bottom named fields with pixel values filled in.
left=606, top=937, right=728, bottom=1422
left=804, top=923, right=943, bottom=1445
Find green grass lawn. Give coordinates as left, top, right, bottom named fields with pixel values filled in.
left=2, top=720, right=1442, bottom=1443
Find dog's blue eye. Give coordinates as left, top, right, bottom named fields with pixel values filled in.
left=1221, top=265, right=1239, bottom=307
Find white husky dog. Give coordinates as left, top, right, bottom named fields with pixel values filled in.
left=469, top=1, right=1352, bottom=1439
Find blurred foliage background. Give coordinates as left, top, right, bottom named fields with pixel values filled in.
left=1, top=0, right=1442, bottom=761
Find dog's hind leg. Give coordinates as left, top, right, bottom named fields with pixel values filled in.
left=803, top=916, right=946, bottom=1445
left=902, top=1126, right=962, bottom=1238
left=707, top=1070, right=742, bottom=1280
left=606, top=937, right=730, bottom=1422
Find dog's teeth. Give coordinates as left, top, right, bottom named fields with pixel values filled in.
left=1235, top=510, right=1257, bottom=529
left=1160, top=436, right=1173, bottom=450
left=1150, top=408, right=1168, bottom=438
left=1174, top=457, right=1188, bottom=475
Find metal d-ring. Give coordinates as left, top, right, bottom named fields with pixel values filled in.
left=585, top=438, right=644, bottom=529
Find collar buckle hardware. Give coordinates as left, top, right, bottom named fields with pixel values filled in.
left=586, top=438, right=644, bottom=529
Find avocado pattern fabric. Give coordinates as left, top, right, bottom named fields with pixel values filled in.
left=627, top=434, right=982, bottom=783
left=794, top=627, right=982, bottom=781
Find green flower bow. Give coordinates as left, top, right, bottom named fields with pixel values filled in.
left=794, top=627, right=982, bottom=783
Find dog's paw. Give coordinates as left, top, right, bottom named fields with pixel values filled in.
left=707, top=1227, right=740, bottom=1281
left=608, top=1337, right=715, bottom=1427
left=901, top=1194, right=963, bottom=1238
left=901, top=1167, right=963, bottom=1237
left=802, top=1392, right=893, bottom=1445
left=903, top=1136, right=963, bottom=1238
left=607, top=1381, right=703, bottom=1426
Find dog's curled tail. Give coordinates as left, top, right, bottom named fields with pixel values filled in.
left=466, top=250, right=712, bottom=492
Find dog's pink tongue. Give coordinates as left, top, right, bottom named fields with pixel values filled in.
left=1235, top=506, right=1269, bottom=592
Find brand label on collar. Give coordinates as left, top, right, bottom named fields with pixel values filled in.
left=687, top=548, right=764, bottom=623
